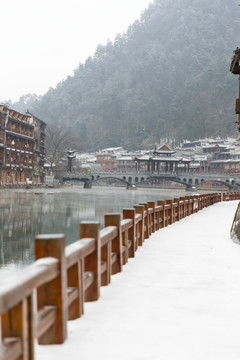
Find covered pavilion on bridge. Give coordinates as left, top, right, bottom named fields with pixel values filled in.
left=135, top=145, right=191, bottom=174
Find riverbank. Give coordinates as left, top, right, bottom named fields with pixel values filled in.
left=36, top=200, right=240, bottom=360
left=0, top=181, right=230, bottom=191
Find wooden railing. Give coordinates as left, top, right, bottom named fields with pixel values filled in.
left=0, top=192, right=239, bottom=360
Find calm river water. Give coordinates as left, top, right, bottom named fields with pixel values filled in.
left=0, top=185, right=190, bottom=275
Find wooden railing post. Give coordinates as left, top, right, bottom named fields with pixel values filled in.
left=35, top=234, right=67, bottom=344
left=179, top=197, right=186, bottom=218
left=200, top=195, right=204, bottom=209
left=184, top=196, right=190, bottom=216
left=157, top=200, right=165, bottom=228
left=140, top=203, right=150, bottom=239
left=134, top=205, right=145, bottom=246
left=79, top=222, right=101, bottom=302
left=148, top=201, right=156, bottom=233
left=154, top=206, right=161, bottom=230
left=123, top=208, right=136, bottom=258
left=174, top=198, right=180, bottom=221
left=197, top=195, right=200, bottom=210
left=203, top=194, right=206, bottom=207
left=166, top=199, right=173, bottom=225
left=178, top=199, right=183, bottom=219
left=189, top=196, right=194, bottom=214
left=105, top=214, right=122, bottom=274
left=193, top=195, right=198, bottom=213
left=1, top=294, right=34, bottom=360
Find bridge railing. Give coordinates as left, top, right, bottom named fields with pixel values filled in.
left=0, top=191, right=239, bottom=359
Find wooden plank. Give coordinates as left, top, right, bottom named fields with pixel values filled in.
left=135, top=214, right=142, bottom=224
left=101, top=261, right=107, bottom=274
left=111, top=253, right=118, bottom=265
left=35, top=306, right=57, bottom=339
left=67, top=287, right=79, bottom=307
left=83, top=272, right=94, bottom=292
left=100, top=226, right=117, bottom=247
left=65, top=238, right=96, bottom=269
left=0, top=258, right=59, bottom=315
left=120, top=219, right=133, bottom=232
left=0, top=338, right=22, bottom=360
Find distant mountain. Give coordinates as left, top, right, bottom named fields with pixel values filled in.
left=12, top=0, right=240, bottom=150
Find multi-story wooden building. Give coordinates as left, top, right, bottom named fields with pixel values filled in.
left=27, top=111, right=46, bottom=183
left=0, top=105, right=46, bottom=184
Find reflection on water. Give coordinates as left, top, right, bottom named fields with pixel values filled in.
left=0, top=186, right=187, bottom=274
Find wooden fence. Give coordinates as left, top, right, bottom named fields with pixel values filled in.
left=0, top=192, right=239, bottom=360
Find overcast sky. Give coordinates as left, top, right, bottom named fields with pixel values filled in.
left=0, top=0, right=152, bottom=103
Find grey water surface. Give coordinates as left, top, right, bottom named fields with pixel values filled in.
left=0, top=186, right=188, bottom=275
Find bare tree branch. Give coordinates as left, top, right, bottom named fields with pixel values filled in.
left=45, top=124, right=76, bottom=173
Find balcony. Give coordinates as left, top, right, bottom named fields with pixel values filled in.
left=6, top=128, right=34, bottom=140
left=5, top=159, right=33, bottom=167
left=6, top=139, right=34, bottom=149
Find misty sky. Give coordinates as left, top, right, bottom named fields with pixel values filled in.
left=0, top=0, right=152, bottom=102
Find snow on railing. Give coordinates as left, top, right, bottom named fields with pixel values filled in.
left=0, top=192, right=239, bottom=360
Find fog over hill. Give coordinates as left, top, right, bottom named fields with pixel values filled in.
left=12, top=0, right=240, bottom=150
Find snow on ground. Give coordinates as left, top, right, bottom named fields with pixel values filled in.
left=36, top=200, right=240, bottom=360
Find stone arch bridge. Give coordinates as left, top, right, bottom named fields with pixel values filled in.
left=62, top=171, right=240, bottom=190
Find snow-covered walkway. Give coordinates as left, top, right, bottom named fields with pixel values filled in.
left=37, top=200, right=240, bottom=360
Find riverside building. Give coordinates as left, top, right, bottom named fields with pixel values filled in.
left=0, top=105, right=46, bottom=185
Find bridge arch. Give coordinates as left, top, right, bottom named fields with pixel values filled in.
left=197, top=180, right=234, bottom=190
left=150, top=175, right=194, bottom=189
left=92, top=176, right=134, bottom=188
left=62, top=176, right=92, bottom=188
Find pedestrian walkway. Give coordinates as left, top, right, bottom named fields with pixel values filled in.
left=37, top=200, right=240, bottom=360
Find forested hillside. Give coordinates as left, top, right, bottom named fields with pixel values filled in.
left=12, top=0, right=240, bottom=150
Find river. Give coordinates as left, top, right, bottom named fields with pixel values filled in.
left=0, top=185, right=191, bottom=275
